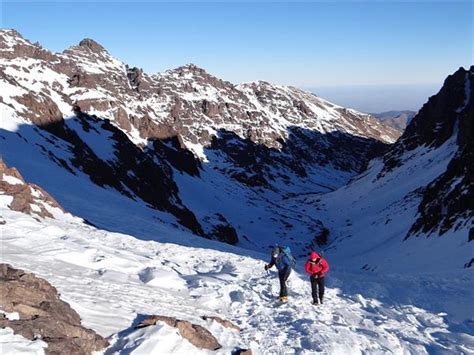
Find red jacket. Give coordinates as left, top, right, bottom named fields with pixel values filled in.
left=305, top=251, right=329, bottom=277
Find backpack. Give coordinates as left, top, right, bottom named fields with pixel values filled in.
left=281, top=246, right=296, bottom=268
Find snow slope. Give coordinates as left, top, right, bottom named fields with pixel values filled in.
left=1, top=206, right=473, bottom=354
left=290, top=66, right=474, bottom=273
left=308, top=134, right=471, bottom=271
left=0, top=328, right=47, bottom=355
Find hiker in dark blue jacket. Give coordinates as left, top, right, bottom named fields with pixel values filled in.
left=265, top=246, right=293, bottom=302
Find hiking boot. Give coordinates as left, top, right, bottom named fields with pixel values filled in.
left=319, top=298, right=324, bottom=305
left=312, top=300, right=319, bottom=306
left=279, top=296, right=288, bottom=303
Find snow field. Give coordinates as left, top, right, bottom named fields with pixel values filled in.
left=1, top=208, right=472, bottom=354
left=0, top=328, right=47, bottom=355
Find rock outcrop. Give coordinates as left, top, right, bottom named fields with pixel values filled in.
left=136, top=315, right=221, bottom=351
left=0, top=159, right=64, bottom=219
left=0, top=264, right=109, bottom=355
left=201, top=315, right=241, bottom=331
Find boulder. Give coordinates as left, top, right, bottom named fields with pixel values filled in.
left=136, top=315, right=221, bottom=351
left=0, top=264, right=109, bottom=355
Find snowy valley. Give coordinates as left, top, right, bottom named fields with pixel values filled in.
left=0, top=29, right=473, bottom=354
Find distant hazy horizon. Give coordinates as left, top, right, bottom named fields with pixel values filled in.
left=307, top=83, right=440, bottom=113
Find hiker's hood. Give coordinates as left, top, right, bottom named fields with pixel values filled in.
left=309, top=251, right=320, bottom=260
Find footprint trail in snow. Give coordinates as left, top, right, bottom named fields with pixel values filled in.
left=1, top=210, right=473, bottom=354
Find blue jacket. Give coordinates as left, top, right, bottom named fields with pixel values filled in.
left=271, top=253, right=292, bottom=271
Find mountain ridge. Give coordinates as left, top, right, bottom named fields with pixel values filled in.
left=1, top=29, right=398, bottom=250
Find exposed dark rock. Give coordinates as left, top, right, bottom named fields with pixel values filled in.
left=0, top=264, right=109, bottom=354
left=126, top=65, right=150, bottom=92
left=130, top=114, right=176, bottom=140
left=314, top=227, right=330, bottom=246
left=113, top=106, right=132, bottom=132
left=151, top=136, right=201, bottom=177
left=202, top=99, right=220, bottom=117
left=78, top=38, right=107, bottom=53
left=16, top=92, right=63, bottom=126
left=233, top=349, right=253, bottom=355
left=209, top=128, right=388, bottom=189
left=136, top=315, right=221, bottom=351
left=203, top=213, right=239, bottom=245
left=0, top=159, right=64, bottom=218
left=382, top=67, right=473, bottom=175
left=0, top=29, right=56, bottom=61
left=67, top=72, right=101, bottom=89
left=405, top=66, right=473, bottom=238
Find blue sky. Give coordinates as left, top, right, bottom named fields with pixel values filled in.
left=1, top=1, right=472, bottom=111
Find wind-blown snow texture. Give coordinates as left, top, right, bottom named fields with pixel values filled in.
left=1, top=29, right=473, bottom=354
left=1, top=207, right=473, bottom=354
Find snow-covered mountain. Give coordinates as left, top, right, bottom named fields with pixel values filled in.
left=0, top=29, right=399, bottom=251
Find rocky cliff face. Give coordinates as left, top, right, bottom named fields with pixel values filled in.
left=378, top=67, right=473, bottom=238
left=405, top=67, right=473, bottom=237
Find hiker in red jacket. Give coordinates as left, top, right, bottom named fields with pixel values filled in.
left=305, top=251, right=329, bottom=305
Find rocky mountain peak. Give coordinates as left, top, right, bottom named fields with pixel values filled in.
left=404, top=66, right=472, bottom=149
left=179, top=63, right=207, bottom=73
left=0, top=29, right=52, bottom=60
left=382, top=66, right=473, bottom=175
left=159, top=63, right=232, bottom=87
left=77, top=38, right=107, bottom=53
left=0, top=28, right=24, bottom=40
left=64, top=37, right=116, bottom=60
left=369, top=66, right=473, bottom=238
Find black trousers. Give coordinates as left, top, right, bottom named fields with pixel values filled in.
left=310, top=276, right=325, bottom=302
left=278, top=268, right=291, bottom=297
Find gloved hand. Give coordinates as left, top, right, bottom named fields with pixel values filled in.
left=264, top=264, right=269, bottom=271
